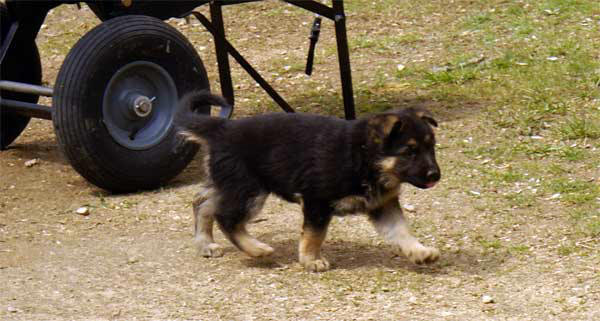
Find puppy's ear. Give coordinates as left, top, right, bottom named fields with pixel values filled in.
left=415, top=109, right=438, bottom=128
left=368, top=114, right=403, bottom=144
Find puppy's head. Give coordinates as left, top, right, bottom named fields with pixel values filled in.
left=367, top=108, right=440, bottom=189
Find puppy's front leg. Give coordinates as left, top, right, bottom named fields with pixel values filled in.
left=299, top=200, right=332, bottom=272
left=369, top=200, right=439, bottom=264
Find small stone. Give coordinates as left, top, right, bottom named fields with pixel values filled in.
left=396, top=64, right=406, bottom=71
left=127, top=257, right=139, bottom=264
left=482, top=295, right=494, bottom=304
left=7, top=306, right=18, bottom=313
left=24, top=158, right=39, bottom=167
left=403, top=204, right=416, bottom=212
left=546, top=56, right=559, bottom=61
left=75, top=207, right=90, bottom=215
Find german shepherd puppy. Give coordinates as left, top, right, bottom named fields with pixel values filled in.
left=176, top=91, right=441, bottom=272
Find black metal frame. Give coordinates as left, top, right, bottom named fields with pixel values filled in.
left=0, top=0, right=356, bottom=128
left=197, top=0, right=356, bottom=119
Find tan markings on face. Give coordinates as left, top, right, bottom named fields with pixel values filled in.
left=406, top=138, right=417, bottom=146
left=415, top=111, right=425, bottom=118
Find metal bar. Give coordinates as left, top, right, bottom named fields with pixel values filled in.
left=209, top=2, right=235, bottom=108
left=1, top=99, right=52, bottom=120
left=0, top=21, right=18, bottom=65
left=0, top=80, right=53, bottom=97
left=332, top=0, right=356, bottom=120
left=305, top=16, right=322, bottom=76
left=190, top=12, right=295, bottom=113
left=283, top=0, right=335, bottom=20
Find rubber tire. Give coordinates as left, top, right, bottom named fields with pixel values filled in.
left=0, top=3, right=41, bottom=150
left=52, top=15, right=208, bottom=193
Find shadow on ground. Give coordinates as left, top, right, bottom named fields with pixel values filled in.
left=239, top=235, right=504, bottom=276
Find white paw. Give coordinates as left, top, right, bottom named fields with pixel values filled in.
left=404, top=245, right=440, bottom=264
left=197, top=242, right=224, bottom=258
left=246, top=243, right=274, bottom=258
left=301, top=258, right=330, bottom=272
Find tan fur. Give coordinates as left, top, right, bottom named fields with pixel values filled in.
left=192, top=186, right=223, bottom=257
left=367, top=114, right=401, bottom=144
left=378, top=156, right=397, bottom=171
left=179, top=130, right=207, bottom=145
left=247, top=194, right=267, bottom=221
left=377, top=157, right=402, bottom=189
left=333, top=187, right=401, bottom=215
left=299, top=226, right=329, bottom=272
left=230, top=226, right=274, bottom=257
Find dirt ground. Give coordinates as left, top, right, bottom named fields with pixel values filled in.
left=1, top=1, right=599, bottom=320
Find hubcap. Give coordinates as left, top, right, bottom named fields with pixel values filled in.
left=102, top=61, right=177, bottom=150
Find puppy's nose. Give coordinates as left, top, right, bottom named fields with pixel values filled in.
left=426, top=169, right=440, bottom=182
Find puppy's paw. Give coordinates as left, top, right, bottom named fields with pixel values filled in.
left=301, top=258, right=330, bottom=272
left=245, top=243, right=274, bottom=258
left=198, top=243, right=224, bottom=258
left=403, top=245, right=439, bottom=264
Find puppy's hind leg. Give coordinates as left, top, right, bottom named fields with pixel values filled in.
left=216, top=193, right=274, bottom=257
left=193, top=186, right=224, bottom=258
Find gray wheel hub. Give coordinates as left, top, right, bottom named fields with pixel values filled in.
left=102, top=61, right=177, bottom=150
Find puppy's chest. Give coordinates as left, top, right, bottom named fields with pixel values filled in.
left=332, top=187, right=400, bottom=215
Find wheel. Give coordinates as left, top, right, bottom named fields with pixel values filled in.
left=0, top=3, right=41, bottom=150
left=52, top=15, right=209, bottom=193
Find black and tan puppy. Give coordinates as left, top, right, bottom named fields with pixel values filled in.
left=176, top=91, right=441, bottom=272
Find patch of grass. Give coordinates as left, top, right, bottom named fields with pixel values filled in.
left=558, top=147, right=586, bottom=161
left=545, top=178, right=600, bottom=204
left=422, top=68, right=478, bottom=86
left=478, top=238, right=502, bottom=251
left=557, top=244, right=576, bottom=256
left=504, top=193, right=537, bottom=208
left=557, top=117, right=600, bottom=140
left=509, top=244, right=531, bottom=254
left=465, top=13, right=493, bottom=29
left=569, top=209, right=600, bottom=237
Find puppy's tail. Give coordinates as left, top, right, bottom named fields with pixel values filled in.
left=175, top=90, right=229, bottom=144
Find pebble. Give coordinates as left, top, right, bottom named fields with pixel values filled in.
left=24, top=158, right=39, bottom=167
left=7, top=306, right=18, bottom=313
left=75, top=207, right=90, bottom=216
left=482, top=295, right=494, bottom=304
left=403, top=204, right=416, bottom=212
